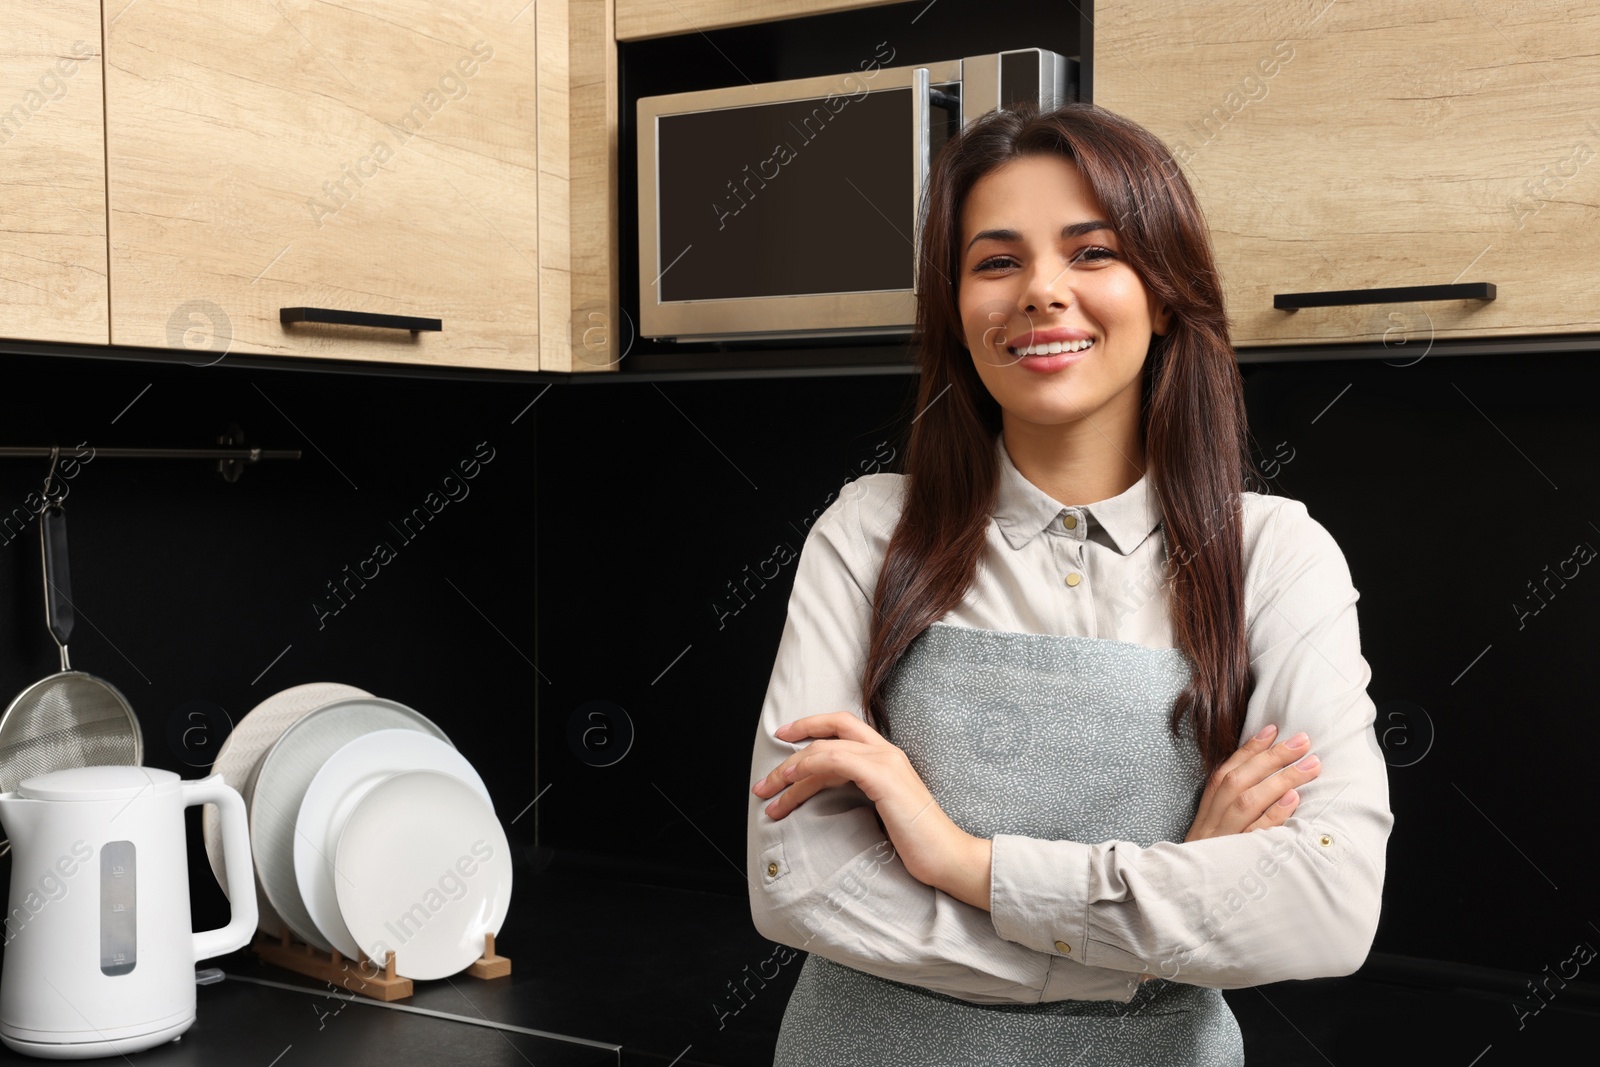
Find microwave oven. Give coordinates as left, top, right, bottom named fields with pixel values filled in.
left=636, top=48, right=1076, bottom=343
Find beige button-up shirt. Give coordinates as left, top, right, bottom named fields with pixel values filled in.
left=746, top=429, right=1393, bottom=1004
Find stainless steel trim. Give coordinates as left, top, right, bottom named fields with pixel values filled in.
left=1043, top=50, right=1073, bottom=107
left=669, top=325, right=913, bottom=344
left=961, top=53, right=998, bottom=125
left=959, top=49, right=1073, bottom=126
left=223, top=973, right=626, bottom=1051
left=636, top=60, right=963, bottom=121
left=642, top=291, right=919, bottom=341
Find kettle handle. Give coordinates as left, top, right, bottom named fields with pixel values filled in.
left=183, top=775, right=259, bottom=962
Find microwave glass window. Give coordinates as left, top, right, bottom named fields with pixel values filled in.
left=655, top=88, right=914, bottom=303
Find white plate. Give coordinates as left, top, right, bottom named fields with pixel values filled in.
left=294, top=730, right=492, bottom=958
left=203, top=681, right=373, bottom=936
left=250, top=698, right=450, bottom=953
left=335, top=769, right=511, bottom=981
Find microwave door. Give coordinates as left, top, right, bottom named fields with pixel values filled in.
left=638, top=60, right=962, bottom=341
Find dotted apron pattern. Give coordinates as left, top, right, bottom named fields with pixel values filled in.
left=774, top=622, right=1245, bottom=1066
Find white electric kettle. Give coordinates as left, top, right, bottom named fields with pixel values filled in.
left=0, top=766, right=256, bottom=1059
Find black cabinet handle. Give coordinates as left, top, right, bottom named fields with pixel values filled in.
left=280, top=307, right=442, bottom=331
left=1274, top=282, right=1495, bottom=310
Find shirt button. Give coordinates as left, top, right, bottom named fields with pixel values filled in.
left=1318, top=834, right=1334, bottom=848
left=1064, top=572, right=1082, bottom=587
left=1062, top=514, right=1078, bottom=530
left=1054, top=940, right=1072, bottom=954
left=767, top=862, right=779, bottom=877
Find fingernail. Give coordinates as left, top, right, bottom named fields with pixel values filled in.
left=1296, top=754, right=1320, bottom=771
left=1286, top=732, right=1309, bottom=749
left=1277, top=790, right=1297, bottom=807
left=1255, top=724, right=1277, bottom=741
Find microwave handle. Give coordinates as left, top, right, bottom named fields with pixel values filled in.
left=911, top=67, right=931, bottom=296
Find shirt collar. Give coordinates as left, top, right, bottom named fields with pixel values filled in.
left=991, top=430, right=1164, bottom=555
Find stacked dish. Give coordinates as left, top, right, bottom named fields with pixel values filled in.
left=205, top=683, right=510, bottom=981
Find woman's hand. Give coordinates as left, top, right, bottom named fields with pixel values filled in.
left=752, top=712, right=975, bottom=891
left=1183, top=723, right=1322, bottom=842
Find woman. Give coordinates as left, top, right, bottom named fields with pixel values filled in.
left=746, top=101, right=1392, bottom=1065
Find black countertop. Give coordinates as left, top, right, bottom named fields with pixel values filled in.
left=1, top=855, right=1594, bottom=1065
left=0, top=853, right=790, bottom=1067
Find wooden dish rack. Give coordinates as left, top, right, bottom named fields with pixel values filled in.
left=252, top=927, right=511, bottom=1001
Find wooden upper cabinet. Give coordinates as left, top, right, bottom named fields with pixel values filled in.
left=103, top=0, right=538, bottom=369
left=1095, top=0, right=1600, bottom=347
left=0, top=0, right=108, bottom=345
left=616, top=1, right=904, bottom=41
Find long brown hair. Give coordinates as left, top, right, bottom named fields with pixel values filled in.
left=861, top=101, right=1254, bottom=776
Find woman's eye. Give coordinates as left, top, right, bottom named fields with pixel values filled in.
left=972, top=247, right=1116, bottom=272
left=972, top=255, right=1016, bottom=272
left=966, top=246, right=1120, bottom=271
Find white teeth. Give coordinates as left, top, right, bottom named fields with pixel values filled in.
left=1008, top=338, right=1094, bottom=357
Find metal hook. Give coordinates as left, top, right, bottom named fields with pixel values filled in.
left=42, top=445, right=62, bottom=503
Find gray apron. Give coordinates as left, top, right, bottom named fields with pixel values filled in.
left=773, top=622, right=1245, bottom=1066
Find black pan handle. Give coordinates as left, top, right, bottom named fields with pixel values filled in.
left=41, top=500, right=74, bottom=658
left=279, top=307, right=442, bottom=331
left=1274, top=282, right=1496, bottom=310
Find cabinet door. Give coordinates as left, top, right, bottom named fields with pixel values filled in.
left=1095, top=0, right=1600, bottom=347
left=0, top=0, right=107, bottom=345
left=104, top=0, right=538, bottom=368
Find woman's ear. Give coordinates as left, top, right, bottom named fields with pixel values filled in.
left=1153, top=305, right=1174, bottom=337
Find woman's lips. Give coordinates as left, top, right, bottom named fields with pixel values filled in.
left=1008, top=338, right=1093, bottom=373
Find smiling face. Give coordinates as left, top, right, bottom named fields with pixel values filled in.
left=958, top=153, right=1171, bottom=442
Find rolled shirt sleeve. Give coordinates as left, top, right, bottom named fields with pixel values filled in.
left=747, top=477, right=1143, bottom=1005
left=988, top=497, right=1394, bottom=987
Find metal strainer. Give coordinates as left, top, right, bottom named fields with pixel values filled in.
left=0, top=456, right=142, bottom=852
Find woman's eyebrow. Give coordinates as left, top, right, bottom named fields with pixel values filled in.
left=964, top=220, right=1114, bottom=254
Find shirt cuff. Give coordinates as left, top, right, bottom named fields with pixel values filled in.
left=1041, top=954, right=1142, bottom=1003
left=989, top=832, right=1094, bottom=959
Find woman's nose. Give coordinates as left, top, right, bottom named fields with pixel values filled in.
left=1022, top=261, right=1071, bottom=312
